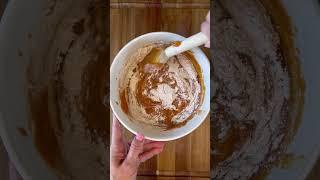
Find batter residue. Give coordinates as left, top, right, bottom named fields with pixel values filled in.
left=211, top=0, right=304, bottom=179
left=27, top=0, right=109, bottom=179
left=119, top=43, right=204, bottom=130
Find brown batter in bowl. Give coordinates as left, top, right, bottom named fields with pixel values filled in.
left=211, top=0, right=304, bottom=179
left=119, top=43, right=205, bottom=130
left=27, top=0, right=109, bottom=179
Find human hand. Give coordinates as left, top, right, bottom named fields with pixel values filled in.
left=110, top=116, right=165, bottom=180
left=201, top=11, right=210, bottom=48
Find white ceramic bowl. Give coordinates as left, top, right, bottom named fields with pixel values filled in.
left=110, top=32, right=210, bottom=141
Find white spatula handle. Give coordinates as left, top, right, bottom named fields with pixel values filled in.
left=165, top=32, right=209, bottom=58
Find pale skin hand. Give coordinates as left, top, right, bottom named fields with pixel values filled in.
left=201, top=11, right=210, bottom=48
left=110, top=116, right=165, bottom=180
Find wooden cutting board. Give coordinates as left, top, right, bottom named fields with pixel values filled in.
left=110, top=0, right=210, bottom=179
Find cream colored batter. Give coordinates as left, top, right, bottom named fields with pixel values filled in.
left=119, top=43, right=204, bottom=129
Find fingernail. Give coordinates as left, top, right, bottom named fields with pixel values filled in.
left=136, top=133, right=144, bottom=141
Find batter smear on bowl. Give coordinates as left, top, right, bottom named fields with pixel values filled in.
left=211, top=0, right=304, bottom=179
left=119, top=43, right=205, bottom=130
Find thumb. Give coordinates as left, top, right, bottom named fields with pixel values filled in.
left=205, top=41, right=210, bottom=48
left=124, top=133, right=144, bottom=167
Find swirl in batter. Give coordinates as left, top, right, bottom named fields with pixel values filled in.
left=119, top=43, right=204, bottom=130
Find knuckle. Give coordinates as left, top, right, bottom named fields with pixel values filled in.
left=130, top=141, right=142, bottom=151
left=112, top=152, right=126, bottom=159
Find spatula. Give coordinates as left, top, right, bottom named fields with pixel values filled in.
left=157, top=32, right=209, bottom=63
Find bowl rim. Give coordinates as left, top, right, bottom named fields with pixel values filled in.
left=110, top=31, right=210, bottom=141
left=0, top=1, right=37, bottom=180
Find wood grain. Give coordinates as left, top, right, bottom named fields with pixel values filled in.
left=110, top=1, right=210, bottom=9
left=110, top=0, right=210, bottom=178
left=111, top=0, right=210, bottom=4
left=137, top=176, right=209, bottom=180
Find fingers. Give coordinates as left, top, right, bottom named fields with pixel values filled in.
left=201, top=21, right=210, bottom=36
left=144, top=139, right=152, bottom=144
left=206, top=11, right=210, bottom=22
left=139, top=146, right=164, bottom=163
left=201, top=21, right=210, bottom=48
left=124, top=133, right=145, bottom=167
left=205, top=41, right=210, bottom=48
left=201, top=11, right=210, bottom=48
left=111, top=116, right=123, bottom=146
left=129, top=140, right=165, bottom=152
left=111, top=116, right=127, bottom=167
left=143, top=141, right=165, bottom=151
left=128, top=139, right=151, bottom=145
